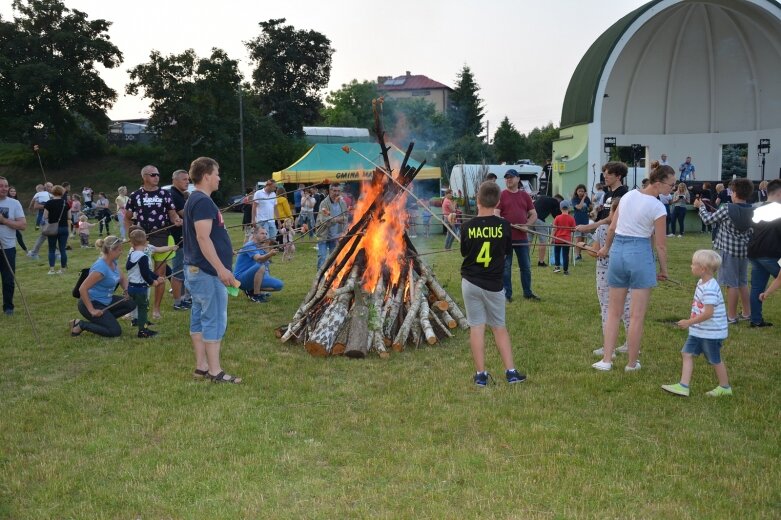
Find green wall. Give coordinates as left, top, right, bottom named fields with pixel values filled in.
left=551, top=124, right=589, bottom=198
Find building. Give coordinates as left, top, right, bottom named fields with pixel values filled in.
left=377, top=72, right=453, bottom=114
left=107, top=119, right=156, bottom=146
left=552, top=0, right=781, bottom=197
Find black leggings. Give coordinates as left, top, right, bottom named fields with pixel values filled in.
left=77, top=296, right=137, bottom=337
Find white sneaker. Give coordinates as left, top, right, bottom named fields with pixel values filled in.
left=47, top=268, right=56, bottom=275
left=592, top=360, right=612, bottom=371
left=624, top=361, right=642, bottom=372
left=616, top=344, right=628, bottom=353
left=592, top=347, right=616, bottom=359
left=676, top=235, right=682, bottom=238
left=666, top=233, right=674, bottom=237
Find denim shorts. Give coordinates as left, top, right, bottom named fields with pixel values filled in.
left=681, top=335, right=723, bottom=365
left=528, top=221, right=550, bottom=244
left=184, top=265, right=228, bottom=342
left=607, top=235, right=657, bottom=289
left=171, top=248, right=184, bottom=281
left=717, top=250, right=748, bottom=287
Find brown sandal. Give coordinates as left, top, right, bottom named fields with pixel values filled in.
left=69, top=319, right=82, bottom=337
left=209, top=371, right=242, bottom=384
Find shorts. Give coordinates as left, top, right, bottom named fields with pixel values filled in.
left=151, top=234, right=174, bottom=263
left=528, top=221, right=550, bottom=244
left=717, top=250, right=748, bottom=287
left=681, top=335, right=724, bottom=365
left=185, top=265, right=228, bottom=342
left=607, top=235, right=657, bottom=289
left=171, top=247, right=184, bottom=281
left=461, top=278, right=506, bottom=327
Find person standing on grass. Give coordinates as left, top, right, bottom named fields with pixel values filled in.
left=169, top=169, right=190, bottom=310
left=748, top=179, right=781, bottom=328
left=43, top=185, right=71, bottom=275
left=530, top=193, right=563, bottom=267
left=116, top=186, right=129, bottom=241
left=252, top=179, right=278, bottom=241
left=124, top=165, right=182, bottom=320
left=496, top=169, right=540, bottom=302
left=671, top=182, right=690, bottom=237
left=0, top=177, right=27, bottom=316
left=461, top=181, right=526, bottom=387
left=442, top=189, right=457, bottom=250
left=694, top=178, right=754, bottom=324
left=183, top=157, right=241, bottom=384
left=126, top=229, right=166, bottom=338
left=571, top=184, right=591, bottom=259
left=592, top=165, right=674, bottom=372
left=576, top=162, right=628, bottom=236
left=7, top=187, right=27, bottom=252
left=552, top=200, right=575, bottom=275
left=94, top=192, right=112, bottom=236
left=69, top=236, right=136, bottom=338
left=315, top=183, right=348, bottom=270
left=662, top=250, right=731, bottom=397
left=27, top=182, right=53, bottom=260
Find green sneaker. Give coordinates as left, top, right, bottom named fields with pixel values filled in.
left=661, top=383, right=690, bottom=397
left=706, top=386, right=733, bottom=397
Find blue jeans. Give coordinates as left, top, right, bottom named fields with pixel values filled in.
left=750, top=258, right=781, bottom=324
left=444, top=224, right=460, bottom=249
left=671, top=206, right=687, bottom=235
left=317, top=239, right=337, bottom=270
left=47, top=226, right=69, bottom=268
left=664, top=205, right=671, bottom=234
left=185, top=265, right=228, bottom=342
left=298, top=212, right=315, bottom=237
left=503, top=242, right=532, bottom=299
left=554, top=245, right=570, bottom=272
left=259, top=220, right=277, bottom=242
left=237, top=264, right=284, bottom=292
left=0, top=247, right=16, bottom=312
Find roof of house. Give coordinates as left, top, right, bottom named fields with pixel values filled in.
left=378, top=74, right=451, bottom=91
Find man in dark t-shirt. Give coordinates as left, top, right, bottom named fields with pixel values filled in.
left=183, top=157, right=240, bottom=384
left=461, top=181, right=525, bottom=387
left=170, top=169, right=190, bottom=309
left=530, top=194, right=563, bottom=266
left=577, top=161, right=629, bottom=234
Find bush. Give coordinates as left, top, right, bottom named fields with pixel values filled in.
left=0, top=143, right=37, bottom=167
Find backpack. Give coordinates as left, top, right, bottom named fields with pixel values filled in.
left=72, top=268, right=90, bottom=298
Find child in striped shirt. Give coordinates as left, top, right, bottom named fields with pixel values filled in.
left=662, top=250, right=731, bottom=397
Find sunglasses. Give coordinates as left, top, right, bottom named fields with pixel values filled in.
left=145, top=173, right=160, bottom=177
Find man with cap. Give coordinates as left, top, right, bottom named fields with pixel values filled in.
left=495, top=169, right=540, bottom=302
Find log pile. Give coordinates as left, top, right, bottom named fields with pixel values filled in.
left=279, top=99, right=468, bottom=358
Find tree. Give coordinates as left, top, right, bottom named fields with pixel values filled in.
left=321, top=80, right=379, bottom=130
left=246, top=19, right=334, bottom=136
left=520, top=123, right=558, bottom=165
left=492, top=117, right=524, bottom=163
left=0, top=0, right=123, bottom=161
left=448, top=65, right=485, bottom=139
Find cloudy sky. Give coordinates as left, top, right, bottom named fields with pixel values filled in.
left=3, top=0, right=649, bottom=135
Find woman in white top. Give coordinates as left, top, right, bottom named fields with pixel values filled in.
left=593, top=165, right=675, bottom=372
left=116, top=186, right=128, bottom=240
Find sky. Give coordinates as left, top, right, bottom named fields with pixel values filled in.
left=2, top=0, right=650, bottom=136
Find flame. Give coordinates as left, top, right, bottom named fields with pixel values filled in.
left=325, top=168, right=410, bottom=293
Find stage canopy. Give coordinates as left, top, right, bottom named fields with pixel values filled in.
left=272, top=143, right=441, bottom=184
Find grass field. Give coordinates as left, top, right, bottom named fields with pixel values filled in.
left=1, top=212, right=779, bottom=519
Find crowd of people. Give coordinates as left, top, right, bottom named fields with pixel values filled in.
left=0, top=153, right=779, bottom=391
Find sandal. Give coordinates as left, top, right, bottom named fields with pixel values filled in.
left=209, top=371, right=242, bottom=384
left=193, top=368, right=209, bottom=379
left=69, top=319, right=82, bottom=337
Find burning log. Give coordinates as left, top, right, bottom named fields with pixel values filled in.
left=280, top=99, right=466, bottom=358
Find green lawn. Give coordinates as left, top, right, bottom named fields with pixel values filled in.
left=1, top=213, right=779, bottom=519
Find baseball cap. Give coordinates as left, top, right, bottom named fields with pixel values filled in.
left=560, top=200, right=571, bottom=210
left=503, top=169, right=519, bottom=178
left=486, top=172, right=497, bottom=180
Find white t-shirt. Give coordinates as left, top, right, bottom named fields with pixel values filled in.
left=615, top=189, right=666, bottom=238
left=0, top=197, right=24, bottom=249
left=82, top=189, right=93, bottom=202
left=33, top=191, right=51, bottom=205
left=253, top=189, right=277, bottom=223
left=689, top=278, right=728, bottom=339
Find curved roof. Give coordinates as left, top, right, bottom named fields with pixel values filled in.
left=561, top=0, right=781, bottom=130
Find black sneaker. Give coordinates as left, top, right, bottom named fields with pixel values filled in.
left=248, top=293, right=270, bottom=303
left=537, top=261, right=548, bottom=267
left=474, top=371, right=492, bottom=387
left=138, top=328, right=158, bottom=338
left=505, top=369, right=527, bottom=384
left=524, top=294, right=541, bottom=301
left=173, top=300, right=191, bottom=310
left=750, top=321, right=773, bottom=328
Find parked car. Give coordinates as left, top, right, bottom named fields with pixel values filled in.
left=227, top=194, right=246, bottom=212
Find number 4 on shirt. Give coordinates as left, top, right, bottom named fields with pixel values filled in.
left=476, top=241, right=492, bottom=267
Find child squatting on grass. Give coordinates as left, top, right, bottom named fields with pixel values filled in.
left=460, top=181, right=526, bottom=387
left=662, top=250, right=732, bottom=397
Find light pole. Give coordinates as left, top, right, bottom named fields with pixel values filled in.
left=238, top=85, right=246, bottom=192
left=758, top=139, right=770, bottom=182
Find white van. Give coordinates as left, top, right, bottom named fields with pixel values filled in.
left=449, top=164, right=542, bottom=199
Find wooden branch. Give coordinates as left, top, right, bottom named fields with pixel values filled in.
left=419, top=299, right=437, bottom=345
left=345, top=288, right=370, bottom=358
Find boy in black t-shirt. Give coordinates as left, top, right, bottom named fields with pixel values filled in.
left=461, top=182, right=526, bottom=387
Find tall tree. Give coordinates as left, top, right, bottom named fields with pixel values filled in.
left=246, top=19, right=334, bottom=136
left=448, top=65, right=485, bottom=139
left=523, top=123, right=558, bottom=165
left=492, top=117, right=523, bottom=163
left=0, top=0, right=122, bottom=161
left=321, top=79, right=379, bottom=130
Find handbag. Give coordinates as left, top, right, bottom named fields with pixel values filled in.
left=42, top=200, right=67, bottom=236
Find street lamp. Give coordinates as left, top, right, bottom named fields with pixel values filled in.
left=758, top=139, right=770, bottom=181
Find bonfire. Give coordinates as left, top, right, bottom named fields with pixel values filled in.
left=279, top=99, right=468, bottom=358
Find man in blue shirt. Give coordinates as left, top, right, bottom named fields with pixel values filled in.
left=679, top=156, right=696, bottom=182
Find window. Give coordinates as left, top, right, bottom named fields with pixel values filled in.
left=721, top=144, right=748, bottom=181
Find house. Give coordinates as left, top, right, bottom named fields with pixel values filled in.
left=377, top=72, right=452, bottom=114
